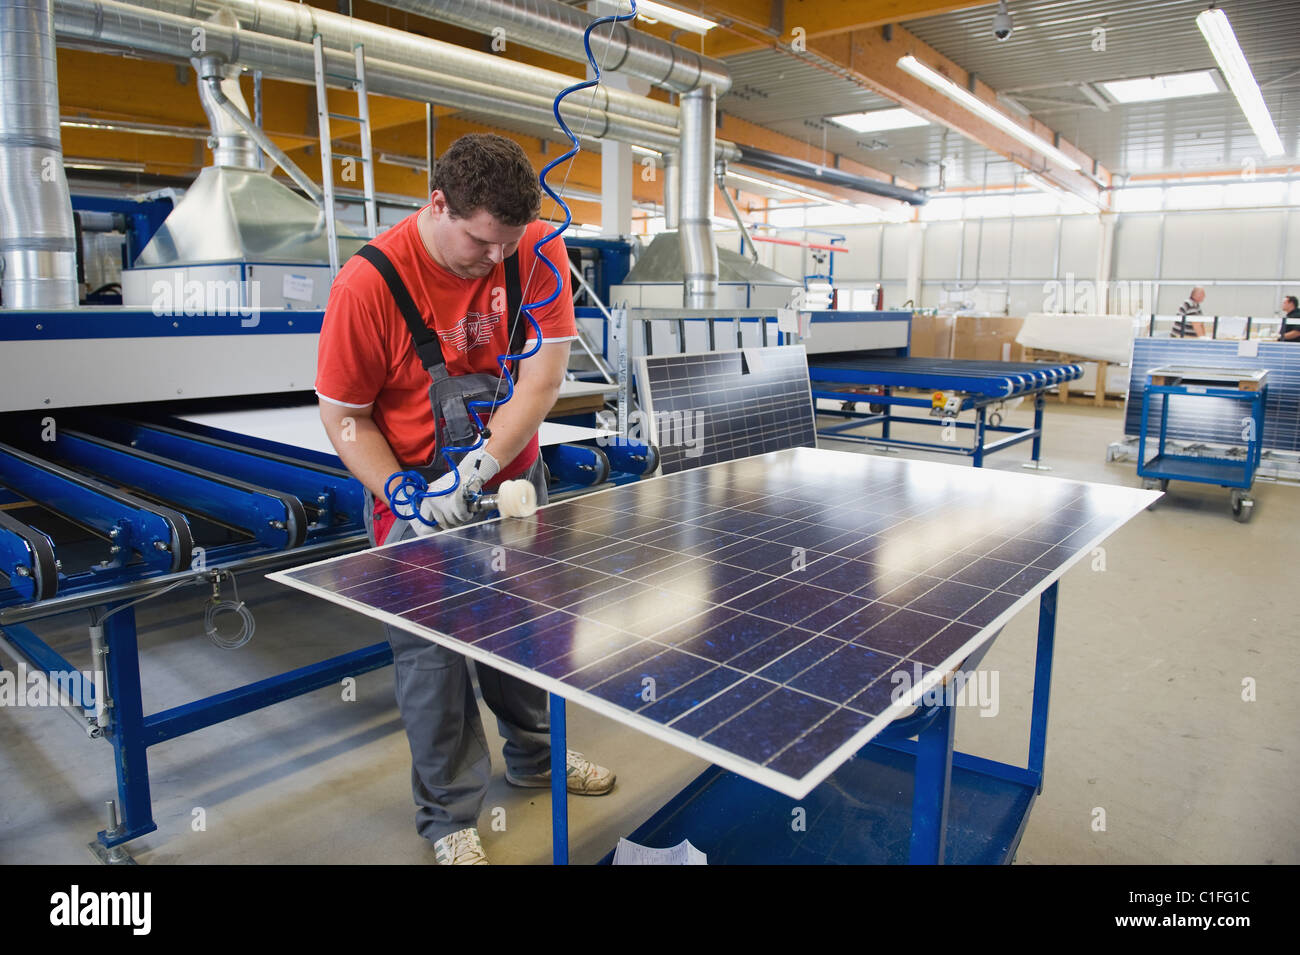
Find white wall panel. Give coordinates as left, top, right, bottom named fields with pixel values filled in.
left=1113, top=214, right=1161, bottom=279
left=1160, top=210, right=1284, bottom=281
left=923, top=223, right=961, bottom=278
left=1060, top=216, right=1099, bottom=278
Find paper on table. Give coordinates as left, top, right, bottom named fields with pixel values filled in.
left=612, top=837, right=707, bottom=865
left=1238, top=339, right=1260, bottom=357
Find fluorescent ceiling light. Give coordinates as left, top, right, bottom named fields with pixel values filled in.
left=896, top=54, right=1082, bottom=172
left=1098, top=70, right=1219, bottom=104
left=1022, top=171, right=1098, bottom=210
left=1196, top=7, right=1284, bottom=157
left=829, top=107, right=929, bottom=133
left=635, top=1, right=716, bottom=35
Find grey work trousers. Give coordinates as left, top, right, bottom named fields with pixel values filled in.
left=366, top=458, right=552, bottom=845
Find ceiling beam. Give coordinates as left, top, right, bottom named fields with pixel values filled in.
left=697, top=15, right=1109, bottom=205
left=831, top=26, right=1109, bottom=204
left=694, top=0, right=992, bottom=58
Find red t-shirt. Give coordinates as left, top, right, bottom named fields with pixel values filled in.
left=316, top=210, right=576, bottom=538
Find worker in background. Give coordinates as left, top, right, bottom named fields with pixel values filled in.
left=1279, top=295, right=1300, bottom=341
left=316, top=134, right=614, bottom=866
left=1171, top=286, right=1207, bottom=338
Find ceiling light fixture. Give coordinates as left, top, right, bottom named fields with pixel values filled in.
left=1022, top=171, right=1098, bottom=210
left=1196, top=7, right=1284, bottom=157
left=896, top=54, right=1082, bottom=171
left=635, top=1, right=716, bottom=35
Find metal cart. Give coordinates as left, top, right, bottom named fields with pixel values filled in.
left=1137, top=365, right=1268, bottom=522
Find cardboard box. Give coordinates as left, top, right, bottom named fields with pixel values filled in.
left=951, top=316, right=1026, bottom=362
left=908, top=314, right=954, bottom=358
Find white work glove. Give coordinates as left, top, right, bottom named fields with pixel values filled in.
left=414, top=449, right=501, bottom=533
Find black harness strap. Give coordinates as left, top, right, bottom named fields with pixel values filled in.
left=503, top=246, right=526, bottom=376
left=355, top=243, right=527, bottom=378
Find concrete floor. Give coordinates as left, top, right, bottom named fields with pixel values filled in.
left=1, top=401, right=1295, bottom=865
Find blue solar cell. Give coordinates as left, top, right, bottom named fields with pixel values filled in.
left=675, top=612, right=791, bottom=663
left=701, top=685, right=836, bottom=765
left=587, top=648, right=717, bottom=709
left=639, top=665, right=749, bottom=724
left=756, top=634, right=843, bottom=683
left=788, top=644, right=900, bottom=704
left=340, top=568, right=478, bottom=614
left=906, top=580, right=992, bottom=618
left=767, top=707, right=871, bottom=777
left=668, top=677, right=777, bottom=737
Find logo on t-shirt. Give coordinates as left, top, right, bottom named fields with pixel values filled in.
left=437, top=309, right=501, bottom=354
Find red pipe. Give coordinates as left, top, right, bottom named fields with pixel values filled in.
left=748, top=235, right=847, bottom=253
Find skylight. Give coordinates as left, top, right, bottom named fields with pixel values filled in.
left=829, top=107, right=929, bottom=133
left=1099, top=70, right=1220, bottom=104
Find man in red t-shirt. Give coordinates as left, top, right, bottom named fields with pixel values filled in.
left=317, top=134, right=614, bottom=865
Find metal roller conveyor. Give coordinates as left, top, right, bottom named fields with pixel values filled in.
left=0, top=440, right=193, bottom=586
left=807, top=354, right=1084, bottom=398
left=0, top=508, right=59, bottom=602
left=807, top=351, right=1083, bottom=469
left=25, top=428, right=308, bottom=552
left=76, top=414, right=365, bottom=539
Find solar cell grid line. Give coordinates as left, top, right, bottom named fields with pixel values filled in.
left=637, top=346, right=818, bottom=475
left=270, top=447, right=1157, bottom=800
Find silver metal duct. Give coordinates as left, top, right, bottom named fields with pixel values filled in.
left=678, top=86, right=716, bottom=309
left=196, top=55, right=323, bottom=203
left=1, top=0, right=78, bottom=309
left=92, top=0, right=679, bottom=128
left=54, top=0, right=705, bottom=156
left=662, top=150, right=679, bottom=231
left=192, top=16, right=260, bottom=170
left=368, top=0, right=730, bottom=95
left=621, top=231, right=797, bottom=289
left=716, top=162, right=757, bottom=265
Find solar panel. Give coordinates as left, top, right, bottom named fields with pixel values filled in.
left=1125, top=339, right=1300, bottom=452
left=270, top=447, right=1156, bottom=799
left=636, top=346, right=816, bottom=474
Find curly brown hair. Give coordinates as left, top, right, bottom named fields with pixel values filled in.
left=432, top=133, right=541, bottom=226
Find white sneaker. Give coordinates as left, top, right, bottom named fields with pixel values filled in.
left=506, top=750, right=616, bottom=795
left=433, top=827, right=489, bottom=865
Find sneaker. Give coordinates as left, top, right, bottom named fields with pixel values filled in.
left=433, top=827, right=489, bottom=865
left=506, top=750, right=616, bottom=795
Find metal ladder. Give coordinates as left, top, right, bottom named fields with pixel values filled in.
left=313, top=36, right=378, bottom=276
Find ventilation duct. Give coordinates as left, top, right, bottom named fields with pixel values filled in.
left=368, top=0, right=730, bottom=94
left=1, top=0, right=78, bottom=309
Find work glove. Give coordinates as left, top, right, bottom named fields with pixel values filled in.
left=413, top=448, right=501, bottom=534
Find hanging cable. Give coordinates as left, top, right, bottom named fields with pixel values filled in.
left=385, top=2, right=639, bottom=526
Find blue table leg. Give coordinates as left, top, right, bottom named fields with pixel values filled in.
left=1031, top=393, right=1044, bottom=463
left=908, top=691, right=956, bottom=864
left=550, top=693, right=568, bottom=865
left=972, top=406, right=986, bottom=468
left=1028, top=582, right=1058, bottom=790
left=97, top=604, right=158, bottom=847
left=1137, top=389, right=1152, bottom=470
